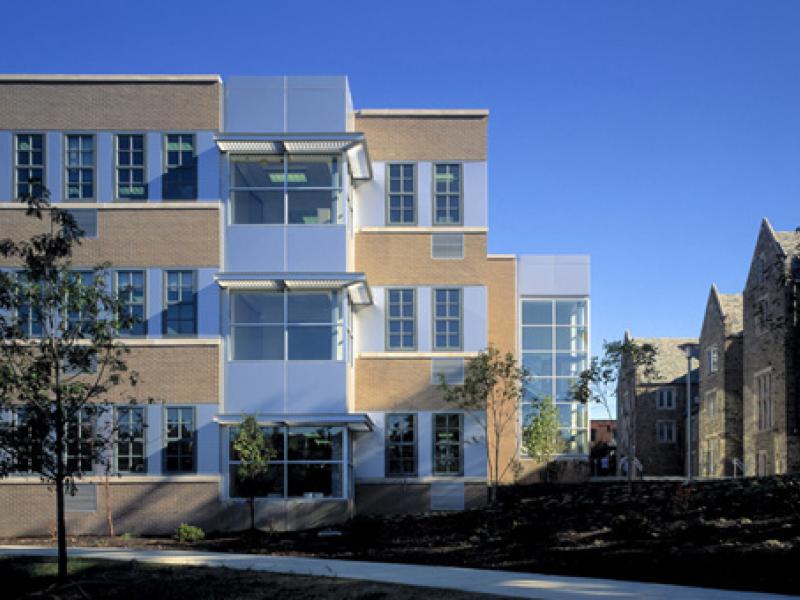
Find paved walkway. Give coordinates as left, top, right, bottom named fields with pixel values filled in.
left=0, top=545, right=794, bottom=600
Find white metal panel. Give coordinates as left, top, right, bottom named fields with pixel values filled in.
left=463, top=161, right=487, bottom=227
left=517, top=255, right=591, bottom=297
left=463, top=286, right=488, bottom=351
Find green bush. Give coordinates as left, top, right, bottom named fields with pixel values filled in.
left=120, top=532, right=135, bottom=541
left=175, top=523, right=205, bottom=543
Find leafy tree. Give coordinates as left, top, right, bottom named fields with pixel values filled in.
left=232, top=415, right=276, bottom=530
left=576, top=338, right=658, bottom=483
left=440, top=345, right=527, bottom=504
left=0, top=191, right=140, bottom=581
left=521, top=396, right=564, bottom=482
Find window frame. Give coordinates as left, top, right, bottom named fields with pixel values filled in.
left=163, top=270, right=197, bottom=336
left=432, top=412, right=464, bottom=476
left=385, top=413, right=418, bottom=478
left=114, top=133, right=148, bottom=201
left=707, top=346, right=719, bottom=373
left=385, top=288, right=416, bottom=351
left=756, top=369, right=773, bottom=432
left=656, top=387, right=676, bottom=410
left=63, top=133, right=96, bottom=202
left=229, top=290, right=343, bottom=362
left=115, top=270, right=147, bottom=336
left=656, top=419, right=676, bottom=444
left=431, top=233, right=465, bottom=260
left=755, top=295, right=769, bottom=336
left=385, top=162, right=417, bottom=225
left=66, top=407, right=96, bottom=475
left=162, top=133, right=198, bottom=201
left=163, top=406, right=196, bottom=474
left=431, top=162, right=464, bottom=226
left=114, top=406, right=147, bottom=474
left=13, top=132, right=46, bottom=199
left=432, top=287, right=463, bottom=351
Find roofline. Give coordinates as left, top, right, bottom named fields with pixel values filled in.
left=0, top=74, right=222, bottom=83
left=355, top=109, right=489, bottom=117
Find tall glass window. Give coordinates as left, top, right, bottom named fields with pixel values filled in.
left=433, top=163, right=462, bottom=225
left=162, top=134, right=197, bottom=200
left=163, top=271, right=196, bottom=335
left=116, top=270, right=146, bottom=336
left=115, top=406, right=146, bottom=473
left=228, top=425, right=344, bottom=499
left=230, top=291, right=341, bottom=361
left=386, top=414, right=417, bottom=476
left=386, top=289, right=415, bottom=350
left=386, top=163, right=415, bottom=224
left=230, top=154, right=342, bottom=225
left=66, top=408, right=95, bottom=474
left=521, top=298, right=589, bottom=455
left=164, top=407, right=195, bottom=473
left=64, top=134, right=95, bottom=200
left=433, top=288, right=462, bottom=350
left=65, top=271, right=94, bottom=335
left=115, top=134, right=147, bottom=200
left=433, top=413, right=463, bottom=475
left=15, top=134, right=45, bottom=198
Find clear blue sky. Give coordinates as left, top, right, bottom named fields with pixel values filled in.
left=2, top=1, right=798, bottom=416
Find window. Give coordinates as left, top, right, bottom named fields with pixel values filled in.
left=755, top=296, right=768, bottom=335
left=386, top=288, right=415, bottom=350
left=115, top=407, right=146, bottom=473
left=431, top=358, right=465, bottom=385
left=433, top=413, right=463, bottom=475
left=756, top=371, right=772, bottom=431
left=15, top=273, right=42, bottom=338
left=757, top=451, right=768, bottom=477
left=755, top=253, right=767, bottom=285
left=163, top=271, right=196, bottom=335
left=431, top=233, right=464, bottom=259
left=0, top=408, right=43, bottom=473
left=656, top=387, right=675, bottom=410
left=705, top=390, right=717, bottom=421
left=66, top=408, right=95, bottom=474
left=15, top=133, right=45, bottom=199
left=386, top=414, right=417, bottom=477
left=229, top=291, right=341, bottom=361
left=115, top=134, right=147, bottom=200
left=433, top=163, right=462, bottom=225
left=64, top=134, right=95, bottom=200
left=164, top=407, right=195, bottom=473
left=66, top=209, right=98, bottom=238
left=65, top=271, right=94, bottom=335
left=228, top=425, right=344, bottom=499
left=433, top=288, right=462, bottom=350
left=656, top=420, right=676, bottom=443
left=707, top=346, right=719, bottom=373
left=386, top=163, right=415, bottom=224
left=230, top=155, right=341, bottom=224
left=520, top=298, right=589, bottom=455
left=163, top=134, right=197, bottom=200
left=115, top=271, right=146, bottom=336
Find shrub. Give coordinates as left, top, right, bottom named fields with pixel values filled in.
left=120, top=532, right=136, bottom=541
left=175, top=523, right=205, bottom=543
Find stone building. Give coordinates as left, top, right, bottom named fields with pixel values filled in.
left=698, top=285, right=743, bottom=477
left=742, top=219, right=800, bottom=476
left=617, top=333, right=698, bottom=477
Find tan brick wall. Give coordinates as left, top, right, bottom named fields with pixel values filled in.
left=355, top=482, right=486, bottom=515
left=355, top=232, right=487, bottom=285
left=355, top=358, right=450, bottom=411
left=108, top=344, right=219, bottom=404
left=0, top=481, right=222, bottom=537
left=0, top=82, right=221, bottom=130
left=355, top=115, right=487, bottom=161
left=0, top=206, right=220, bottom=267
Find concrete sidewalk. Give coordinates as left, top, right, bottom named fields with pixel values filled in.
left=0, top=545, right=793, bottom=600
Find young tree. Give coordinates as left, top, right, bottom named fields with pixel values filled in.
left=521, top=396, right=564, bottom=482
left=0, top=191, right=139, bottom=581
left=232, top=415, right=275, bottom=531
left=439, top=345, right=527, bottom=504
left=576, top=338, right=658, bottom=483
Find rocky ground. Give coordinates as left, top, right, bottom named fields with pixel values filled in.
left=6, top=476, right=800, bottom=594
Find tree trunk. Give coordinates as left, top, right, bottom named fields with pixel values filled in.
left=104, top=465, right=114, bottom=537
left=249, top=497, right=255, bottom=531
left=55, top=400, right=68, bottom=582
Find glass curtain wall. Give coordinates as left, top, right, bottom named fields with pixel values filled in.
left=521, top=298, right=589, bottom=454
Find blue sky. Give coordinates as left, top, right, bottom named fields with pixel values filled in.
left=2, top=1, right=798, bottom=415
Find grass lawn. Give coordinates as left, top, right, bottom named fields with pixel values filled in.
left=2, top=557, right=503, bottom=600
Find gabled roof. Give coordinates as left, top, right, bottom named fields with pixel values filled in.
left=709, top=283, right=743, bottom=334
left=625, top=334, right=699, bottom=384
left=761, top=218, right=800, bottom=258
